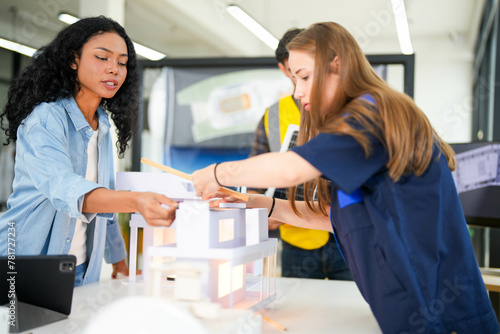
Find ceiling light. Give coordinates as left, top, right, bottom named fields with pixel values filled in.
left=57, top=13, right=79, bottom=25
left=0, top=37, right=36, bottom=57
left=226, top=5, right=278, bottom=50
left=391, top=0, right=413, bottom=55
left=58, top=13, right=167, bottom=61
left=132, top=42, right=167, bottom=61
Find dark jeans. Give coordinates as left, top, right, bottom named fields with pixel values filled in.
left=281, top=233, right=353, bottom=280
left=74, top=261, right=88, bottom=287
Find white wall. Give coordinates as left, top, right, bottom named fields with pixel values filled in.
left=366, top=35, right=474, bottom=144
left=412, top=36, right=474, bottom=144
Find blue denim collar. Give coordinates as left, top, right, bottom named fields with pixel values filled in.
left=61, top=96, right=111, bottom=135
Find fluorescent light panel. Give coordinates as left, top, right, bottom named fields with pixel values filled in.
left=58, top=13, right=166, bottom=61
left=391, top=0, right=413, bottom=55
left=226, top=5, right=278, bottom=50
left=0, top=37, right=36, bottom=57
left=58, top=13, right=79, bottom=25
left=132, top=42, right=166, bottom=61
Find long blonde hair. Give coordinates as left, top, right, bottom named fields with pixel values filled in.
left=287, top=22, right=456, bottom=216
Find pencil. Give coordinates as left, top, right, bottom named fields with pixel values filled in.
left=260, top=313, right=286, bottom=331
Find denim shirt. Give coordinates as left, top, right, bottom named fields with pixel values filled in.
left=0, top=96, right=127, bottom=284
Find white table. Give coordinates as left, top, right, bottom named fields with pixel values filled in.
left=27, top=277, right=381, bottom=334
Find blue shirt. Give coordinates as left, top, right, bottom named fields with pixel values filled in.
left=292, top=97, right=499, bottom=333
left=0, top=96, right=127, bottom=284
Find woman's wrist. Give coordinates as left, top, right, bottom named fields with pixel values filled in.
left=268, top=197, right=276, bottom=218
left=214, top=162, right=224, bottom=187
left=249, top=195, right=276, bottom=216
left=128, top=191, right=141, bottom=212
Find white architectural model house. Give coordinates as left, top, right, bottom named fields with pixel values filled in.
left=115, top=170, right=277, bottom=310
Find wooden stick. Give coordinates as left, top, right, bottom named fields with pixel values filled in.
left=259, top=312, right=287, bottom=331
left=141, top=158, right=192, bottom=180
left=141, top=158, right=250, bottom=202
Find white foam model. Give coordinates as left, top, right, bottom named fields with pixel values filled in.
left=115, top=172, right=277, bottom=311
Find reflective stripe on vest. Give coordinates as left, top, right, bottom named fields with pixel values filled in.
left=267, top=102, right=281, bottom=152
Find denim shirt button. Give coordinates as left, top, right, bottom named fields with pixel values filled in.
left=66, top=238, right=71, bottom=243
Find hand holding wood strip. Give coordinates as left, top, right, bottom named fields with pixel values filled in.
left=141, top=158, right=250, bottom=202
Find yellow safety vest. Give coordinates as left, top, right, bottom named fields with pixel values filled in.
left=264, top=96, right=329, bottom=250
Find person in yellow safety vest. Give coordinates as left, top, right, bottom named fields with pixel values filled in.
left=248, top=28, right=353, bottom=280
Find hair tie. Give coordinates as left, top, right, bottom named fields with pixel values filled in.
left=214, top=162, right=223, bottom=187
left=268, top=197, right=276, bottom=218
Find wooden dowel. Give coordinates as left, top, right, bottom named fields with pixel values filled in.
left=141, top=158, right=250, bottom=202
left=258, top=312, right=287, bottom=331
left=141, top=158, right=192, bottom=180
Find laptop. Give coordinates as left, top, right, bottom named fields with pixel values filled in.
left=0, top=255, right=76, bottom=332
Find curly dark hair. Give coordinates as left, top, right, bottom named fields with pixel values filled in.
left=0, top=16, right=139, bottom=158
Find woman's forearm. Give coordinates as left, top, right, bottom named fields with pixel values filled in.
left=250, top=194, right=332, bottom=232
left=192, top=152, right=321, bottom=201
left=217, top=151, right=321, bottom=189
left=82, top=188, right=139, bottom=213
left=82, top=188, right=178, bottom=227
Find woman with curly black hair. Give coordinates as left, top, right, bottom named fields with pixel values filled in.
left=0, top=16, right=177, bottom=286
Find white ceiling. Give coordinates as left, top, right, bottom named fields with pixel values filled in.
left=0, top=0, right=486, bottom=59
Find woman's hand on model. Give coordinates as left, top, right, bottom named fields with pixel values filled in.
left=207, top=192, right=261, bottom=207
left=83, top=188, right=178, bottom=227
left=192, top=164, right=223, bottom=200
left=134, top=192, right=178, bottom=227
